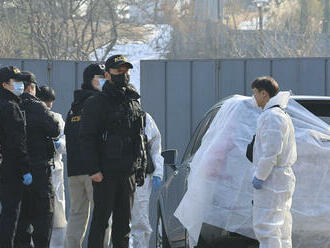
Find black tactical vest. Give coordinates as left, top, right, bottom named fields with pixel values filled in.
left=100, top=86, right=147, bottom=175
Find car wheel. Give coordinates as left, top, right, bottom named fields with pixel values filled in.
left=156, top=213, right=171, bottom=248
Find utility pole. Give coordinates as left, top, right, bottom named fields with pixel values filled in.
left=253, top=0, right=268, bottom=56
left=217, top=0, right=224, bottom=22
left=300, top=0, right=308, bottom=33
left=253, top=0, right=268, bottom=31
left=323, top=0, right=330, bottom=33
left=258, top=5, right=263, bottom=31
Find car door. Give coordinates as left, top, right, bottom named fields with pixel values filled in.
left=160, top=107, right=219, bottom=246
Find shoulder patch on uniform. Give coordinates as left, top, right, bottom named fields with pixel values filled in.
left=71, top=116, right=81, bottom=122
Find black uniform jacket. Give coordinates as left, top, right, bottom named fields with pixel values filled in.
left=0, top=87, right=30, bottom=182
left=20, top=92, right=60, bottom=168
left=64, top=89, right=100, bottom=177
left=80, top=82, right=144, bottom=177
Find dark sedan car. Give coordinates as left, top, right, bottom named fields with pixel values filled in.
left=156, top=96, right=330, bottom=248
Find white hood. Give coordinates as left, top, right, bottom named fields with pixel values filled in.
left=264, top=91, right=290, bottom=110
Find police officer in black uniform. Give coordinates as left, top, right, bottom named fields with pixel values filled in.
left=65, top=63, right=105, bottom=179
left=0, top=66, right=32, bottom=248
left=14, top=72, right=60, bottom=248
left=80, top=55, right=147, bottom=248
left=64, top=63, right=111, bottom=247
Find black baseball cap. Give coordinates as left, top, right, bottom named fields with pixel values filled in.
left=0, top=66, right=28, bottom=83
left=83, top=63, right=105, bottom=85
left=21, top=71, right=37, bottom=86
left=105, top=55, right=133, bottom=71
left=20, top=71, right=40, bottom=93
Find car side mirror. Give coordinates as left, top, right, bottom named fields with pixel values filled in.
left=161, top=149, right=177, bottom=165
left=161, top=149, right=178, bottom=181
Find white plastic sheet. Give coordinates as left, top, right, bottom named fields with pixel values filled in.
left=174, top=95, right=330, bottom=247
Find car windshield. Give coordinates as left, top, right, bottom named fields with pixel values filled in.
left=181, top=108, right=219, bottom=163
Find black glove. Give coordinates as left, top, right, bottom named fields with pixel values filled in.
left=135, top=168, right=145, bottom=187
left=246, top=135, right=256, bottom=163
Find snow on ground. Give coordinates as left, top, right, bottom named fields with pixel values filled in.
left=91, top=24, right=171, bottom=92
left=238, top=16, right=268, bottom=30
left=238, top=18, right=258, bottom=30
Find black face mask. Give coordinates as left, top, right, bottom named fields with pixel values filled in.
left=110, top=73, right=130, bottom=87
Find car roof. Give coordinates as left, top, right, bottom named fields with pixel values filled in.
left=291, top=95, right=330, bottom=101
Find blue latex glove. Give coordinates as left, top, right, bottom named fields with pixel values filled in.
left=54, top=140, right=61, bottom=150
left=252, top=176, right=263, bottom=190
left=23, top=173, right=32, bottom=185
left=153, top=176, right=162, bottom=191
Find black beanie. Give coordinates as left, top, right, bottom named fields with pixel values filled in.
left=82, top=63, right=105, bottom=89
left=37, top=85, right=55, bottom=102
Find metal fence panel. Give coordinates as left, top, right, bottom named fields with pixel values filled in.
left=298, top=58, right=326, bottom=95
left=51, top=61, right=76, bottom=116
left=192, top=61, right=217, bottom=132
left=140, top=60, right=166, bottom=148
left=140, top=61, right=169, bottom=248
left=272, top=59, right=299, bottom=93
left=219, top=60, right=245, bottom=98
left=166, top=61, right=191, bottom=160
left=23, top=60, right=49, bottom=85
left=0, top=59, right=22, bottom=69
left=245, top=59, right=271, bottom=95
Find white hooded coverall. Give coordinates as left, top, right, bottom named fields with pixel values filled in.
left=253, top=91, right=297, bottom=248
left=50, top=112, right=67, bottom=248
left=130, top=112, right=164, bottom=248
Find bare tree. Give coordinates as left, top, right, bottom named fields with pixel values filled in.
left=0, top=0, right=155, bottom=60
left=0, top=25, right=18, bottom=58
left=162, top=0, right=330, bottom=59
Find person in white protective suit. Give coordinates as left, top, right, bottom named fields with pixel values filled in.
left=251, top=77, right=297, bottom=248
left=37, top=86, right=67, bottom=247
left=130, top=112, right=164, bottom=248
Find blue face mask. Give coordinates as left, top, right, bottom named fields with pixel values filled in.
left=13, top=82, right=24, bottom=96
left=98, top=78, right=107, bottom=90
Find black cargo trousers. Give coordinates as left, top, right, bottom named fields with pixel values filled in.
left=0, top=174, right=24, bottom=248
left=88, top=173, right=136, bottom=248
left=14, top=165, right=54, bottom=248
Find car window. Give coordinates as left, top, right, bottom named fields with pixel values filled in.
left=296, top=101, right=330, bottom=124
left=297, top=101, right=330, bottom=117
left=182, top=108, right=219, bottom=163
